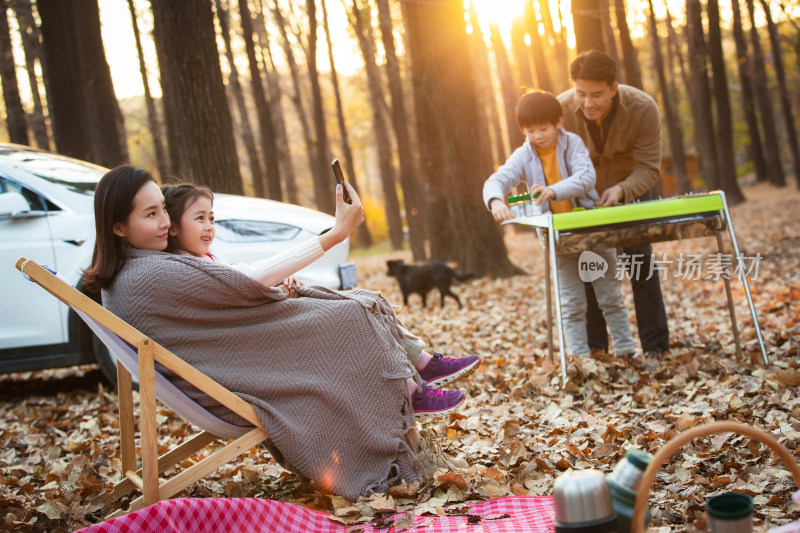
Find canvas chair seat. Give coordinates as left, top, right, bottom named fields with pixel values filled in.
left=16, top=257, right=271, bottom=518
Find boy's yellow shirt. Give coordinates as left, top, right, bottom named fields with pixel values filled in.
left=535, top=142, right=573, bottom=214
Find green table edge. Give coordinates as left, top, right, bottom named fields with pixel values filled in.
left=552, top=194, right=725, bottom=231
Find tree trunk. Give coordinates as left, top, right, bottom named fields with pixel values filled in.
left=469, top=7, right=507, bottom=165
left=524, top=0, right=552, bottom=92
left=614, top=0, right=643, bottom=89
left=572, top=0, right=605, bottom=52
left=253, top=1, right=298, bottom=204
left=128, top=0, right=168, bottom=175
left=646, top=0, right=689, bottom=195
left=665, top=6, right=707, bottom=184
left=0, top=0, right=29, bottom=145
left=376, top=0, right=426, bottom=260
left=510, top=19, right=533, bottom=89
left=72, top=1, right=128, bottom=167
left=38, top=0, right=127, bottom=167
left=303, top=0, right=336, bottom=214
left=745, top=0, right=785, bottom=186
left=402, top=0, right=522, bottom=278
left=760, top=0, right=800, bottom=188
left=214, top=0, right=264, bottom=196
left=685, top=0, right=720, bottom=191
left=349, top=0, right=403, bottom=249
left=599, top=0, right=620, bottom=67
left=730, top=0, right=768, bottom=184
left=10, top=0, right=48, bottom=149
left=706, top=0, right=744, bottom=203
left=238, top=0, right=283, bottom=200
left=321, top=0, right=371, bottom=247
left=489, top=24, right=524, bottom=150
left=539, top=0, right=569, bottom=92
left=150, top=0, right=242, bottom=193
left=270, top=0, right=323, bottom=205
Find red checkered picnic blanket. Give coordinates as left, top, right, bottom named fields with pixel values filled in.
left=74, top=496, right=556, bottom=533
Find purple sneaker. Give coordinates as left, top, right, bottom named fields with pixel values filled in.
left=412, top=382, right=465, bottom=419
left=418, top=352, right=481, bottom=387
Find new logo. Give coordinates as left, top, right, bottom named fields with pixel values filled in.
left=578, top=251, right=608, bottom=282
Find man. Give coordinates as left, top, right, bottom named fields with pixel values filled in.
left=558, top=50, right=669, bottom=356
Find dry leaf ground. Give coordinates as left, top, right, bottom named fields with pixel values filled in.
left=1, top=182, right=799, bottom=532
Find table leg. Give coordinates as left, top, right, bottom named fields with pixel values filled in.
left=715, top=230, right=742, bottom=361
left=721, top=193, right=768, bottom=364
left=544, top=230, right=554, bottom=362
left=548, top=219, right=568, bottom=385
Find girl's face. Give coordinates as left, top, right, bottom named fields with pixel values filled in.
left=112, top=181, right=170, bottom=251
left=169, top=196, right=215, bottom=256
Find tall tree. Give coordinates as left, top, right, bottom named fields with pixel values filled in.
left=253, top=2, right=298, bottom=204
left=730, top=0, right=768, bottom=183
left=510, top=18, right=533, bottom=88
left=489, top=24, right=523, bottom=151
left=760, top=0, right=800, bottom=187
left=572, top=0, right=605, bottom=52
left=599, top=0, right=621, bottom=67
left=349, top=0, right=403, bottom=249
left=745, top=0, right=786, bottom=186
left=38, top=0, right=127, bottom=167
left=524, top=0, right=552, bottom=92
left=538, top=0, right=569, bottom=91
left=376, top=0, right=426, bottom=260
left=302, top=0, right=336, bottom=214
left=10, top=0, right=48, bottom=149
left=214, top=0, right=264, bottom=195
left=706, top=0, right=744, bottom=203
left=150, top=0, right=242, bottom=193
left=271, top=0, right=323, bottom=204
left=469, top=6, right=507, bottom=164
left=402, top=0, right=521, bottom=277
left=320, top=0, right=371, bottom=247
left=614, top=0, right=643, bottom=89
left=647, top=0, right=689, bottom=194
left=0, top=0, right=29, bottom=145
left=238, top=0, right=283, bottom=200
left=685, top=0, right=720, bottom=190
left=128, top=0, right=168, bottom=175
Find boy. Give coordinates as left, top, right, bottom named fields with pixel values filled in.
left=483, top=90, right=636, bottom=357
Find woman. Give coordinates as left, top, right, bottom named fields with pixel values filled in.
left=83, top=165, right=474, bottom=500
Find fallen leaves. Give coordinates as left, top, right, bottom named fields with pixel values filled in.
left=1, top=183, right=799, bottom=532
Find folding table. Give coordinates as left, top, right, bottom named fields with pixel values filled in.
left=506, top=191, right=767, bottom=384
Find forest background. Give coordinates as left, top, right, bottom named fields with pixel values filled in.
left=1, top=0, right=800, bottom=277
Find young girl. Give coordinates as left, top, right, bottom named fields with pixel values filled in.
left=160, top=181, right=482, bottom=399
left=84, top=166, right=475, bottom=499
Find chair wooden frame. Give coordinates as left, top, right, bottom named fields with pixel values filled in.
left=15, top=257, right=270, bottom=517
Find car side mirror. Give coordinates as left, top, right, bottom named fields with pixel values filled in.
left=0, top=191, right=32, bottom=218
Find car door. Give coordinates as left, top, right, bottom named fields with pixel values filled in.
left=0, top=176, right=66, bottom=349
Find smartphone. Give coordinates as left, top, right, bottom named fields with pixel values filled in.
left=331, top=159, right=352, bottom=204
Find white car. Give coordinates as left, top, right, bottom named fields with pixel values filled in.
left=0, top=143, right=355, bottom=383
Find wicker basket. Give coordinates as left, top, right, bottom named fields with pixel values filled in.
left=632, top=421, right=800, bottom=533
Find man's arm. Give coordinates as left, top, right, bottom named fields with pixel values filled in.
left=618, top=98, right=662, bottom=203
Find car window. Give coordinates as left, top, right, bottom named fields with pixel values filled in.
left=214, top=219, right=302, bottom=242
left=0, top=176, right=60, bottom=212
left=0, top=148, right=102, bottom=195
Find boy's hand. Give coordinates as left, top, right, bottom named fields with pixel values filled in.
left=530, top=184, right=555, bottom=205
left=490, top=198, right=514, bottom=222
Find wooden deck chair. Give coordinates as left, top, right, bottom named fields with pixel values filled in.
left=15, top=257, right=270, bottom=518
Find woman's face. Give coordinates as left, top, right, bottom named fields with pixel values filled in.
left=112, top=181, right=170, bottom=251
left=170, top=195, right=215, bottom=256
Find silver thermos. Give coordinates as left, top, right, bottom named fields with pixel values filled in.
left=553, top=469, right=619, bottom=533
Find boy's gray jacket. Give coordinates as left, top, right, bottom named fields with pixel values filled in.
left=483, top=129, right=599, bottom=214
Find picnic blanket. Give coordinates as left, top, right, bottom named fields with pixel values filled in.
left=74, top=496, right=556, bottom=533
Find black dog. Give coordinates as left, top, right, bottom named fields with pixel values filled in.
left=386, top=259, right=475, bottom=308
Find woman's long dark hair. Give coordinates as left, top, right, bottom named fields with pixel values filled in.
left=83, top=166, right=156, bottom=292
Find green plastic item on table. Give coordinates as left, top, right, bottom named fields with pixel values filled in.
left=552, top=193, right=724, bottom=231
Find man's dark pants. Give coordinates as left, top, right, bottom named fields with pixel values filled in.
left=584, top=192, right=670, bottom=353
